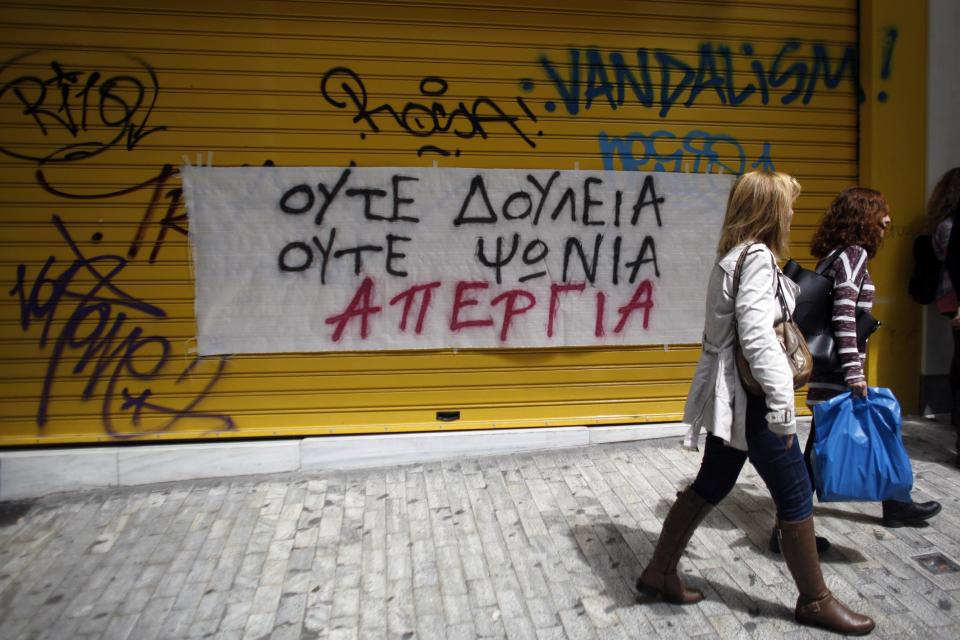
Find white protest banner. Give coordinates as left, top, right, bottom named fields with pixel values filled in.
left=181, top=167, right=732, bottom=355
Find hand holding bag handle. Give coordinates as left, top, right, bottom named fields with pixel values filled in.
left=732, top=244, right=813, bottom=396
left=812, top=387, right=913, bottom=502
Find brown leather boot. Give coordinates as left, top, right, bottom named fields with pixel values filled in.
left=777, top=517, right=874, bottom=635
left=636, top=487, right=712, bottom=604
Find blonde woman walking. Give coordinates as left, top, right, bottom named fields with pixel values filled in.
left=636, top=171, right=874, bottom=635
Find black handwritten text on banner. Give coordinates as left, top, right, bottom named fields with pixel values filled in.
left=181, top=168, right=731, bottom=354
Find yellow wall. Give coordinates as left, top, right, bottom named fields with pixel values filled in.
left=860, top=0, right=927, bottom=409
left=0, top=0, right=863, bottom=445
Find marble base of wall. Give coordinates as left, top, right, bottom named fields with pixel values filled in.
left=0, top=423, right=689, bottom=501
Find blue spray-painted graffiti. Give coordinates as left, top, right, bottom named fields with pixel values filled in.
left=877, top=27, right=898, bottom=102
left=9, top=215, right=234, bottom=439
left=530, top=41, right=857, bottom=118
left=598, top=130, right=774, bottom=174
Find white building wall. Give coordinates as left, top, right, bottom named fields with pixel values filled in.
left=922, top=0, right=960, bottom=412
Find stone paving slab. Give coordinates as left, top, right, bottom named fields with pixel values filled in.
left=1, top=416, right=959, bottom=639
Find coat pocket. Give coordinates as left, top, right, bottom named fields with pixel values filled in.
left=714, top=350, right=737, bottom=410
left=684, top=354, right=716, bottom=424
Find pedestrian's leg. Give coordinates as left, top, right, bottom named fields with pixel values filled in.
left=745, top=396, right=873, bottom=634
left=637, top=432, right=746, bottom=604
left=802, top=415, right=815, bottom=486
left=952, top=327, right=960, bottom=467
left=879, top=394, right=942, bottom=526
left=777, top=517, right=873, bottom=634
left=879, top=336, right=946, bottom=524
left=770, top=413, right=829, bottom=553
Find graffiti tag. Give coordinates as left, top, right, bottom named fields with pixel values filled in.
left=9, top=215, right=234, bottom=438
left=0, top=52, right=167, bottom=164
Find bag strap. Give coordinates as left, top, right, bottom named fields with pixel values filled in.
left=774, top=271, right=791, bottom=321
left=731, top=245, right=750, bottom=352
left=731, top=243, right=758, bottom=300
left=732, top=243, right=790, bottom=325
left=815, top=246, right=846, bottom=275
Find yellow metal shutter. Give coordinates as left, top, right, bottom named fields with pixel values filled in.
left=0, top=0, right=857, bottom=445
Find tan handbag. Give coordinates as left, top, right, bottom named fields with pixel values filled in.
left=732, top=244, right=813, bottom=396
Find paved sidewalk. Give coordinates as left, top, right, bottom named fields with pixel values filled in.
left=1, top=417, right=959, bottom=640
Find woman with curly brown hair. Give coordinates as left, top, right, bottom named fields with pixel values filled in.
left=927, top=168, right=960, bottom=467
left=769, top=187, right=940, bottom=556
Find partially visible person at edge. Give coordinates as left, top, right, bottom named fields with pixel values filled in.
left=928, top=167, right=960, bottom=468
left=636, top=171, right=874, bottom=635
left=773, top=187, right=940, bottom=556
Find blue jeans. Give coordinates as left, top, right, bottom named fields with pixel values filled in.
left=691, top=393, right=813, bottom=522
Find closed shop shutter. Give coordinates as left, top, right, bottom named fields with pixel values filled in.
left=0, top=0, right=857, bottom=445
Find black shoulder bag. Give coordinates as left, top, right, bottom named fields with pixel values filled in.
left=783, top=249, right=880, bottom=376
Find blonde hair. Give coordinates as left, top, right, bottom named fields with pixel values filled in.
left=716, top=171, right=800, bottom=259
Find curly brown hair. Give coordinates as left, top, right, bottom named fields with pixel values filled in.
left=926, top=167, right=960, bottom=232
left=810, top=187, right=888, bottom=259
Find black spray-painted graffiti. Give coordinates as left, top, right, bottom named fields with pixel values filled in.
left=275, top=169, right=663, bottom=287
left=531, top=41, right=858, bottom=118
left=277, top=168, right=422, bottom=282
left=36, top=165, right=186, bottom=264
left=34, top=159, right=275, bottom=264
left=9, top=215, right=234, bottom=438
left=453, top=172, right=663, bottom=286
left=0, top=51, right=167, bottom=164
left=273, top=170, right=663, bottom=342
left=1, top=50, right=241, bottom=438
left=320, top=67, right=541, bottom=157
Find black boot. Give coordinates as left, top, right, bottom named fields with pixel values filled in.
left=770, top=526, right=830, bottom=555
left=881, top=499, right=942, bottom=527
left=954, top=430, right=960, bottom=469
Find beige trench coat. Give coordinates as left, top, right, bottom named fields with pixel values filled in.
left=683, top=243, right=799, bottom=452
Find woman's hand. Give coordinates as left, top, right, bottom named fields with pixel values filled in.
left=849, top=380, right=868, bottom=398
left=951, top=313, right=960, bottom=329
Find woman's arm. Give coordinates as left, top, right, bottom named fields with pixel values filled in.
left=735, top=248, right=796, bottom=436
left=830, top=246, right=867, bottom=390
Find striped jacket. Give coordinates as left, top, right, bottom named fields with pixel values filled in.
left=806, top=245, right=874, bottom=406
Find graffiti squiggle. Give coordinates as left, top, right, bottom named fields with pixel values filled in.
left=9, top=215, right=234, bottom=439
left=321, top=67, right=540, bottom=157
left=0, top=52, right=167, bottom=164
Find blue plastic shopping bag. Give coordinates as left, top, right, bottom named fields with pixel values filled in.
left=811, top=387, right=913, bottom=502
